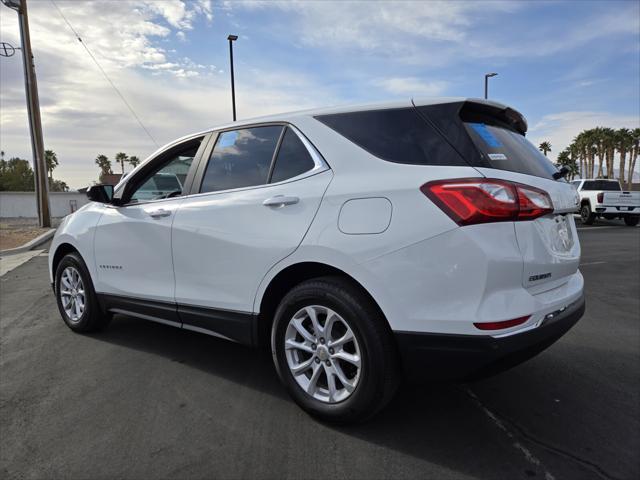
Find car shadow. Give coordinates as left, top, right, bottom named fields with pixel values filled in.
left=87, top=314, right=561, bottom=479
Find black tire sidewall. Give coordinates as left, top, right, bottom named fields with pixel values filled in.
left=581, top=205, right=594, bottom=224
left=55, top=253, right=98, bottom=331
left=624, top=215, right=639, bottom=226
left=272, top=279, right=392, bottom=422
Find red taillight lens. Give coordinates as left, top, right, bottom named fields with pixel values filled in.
left=473, top=315, right=530, bottom=331
left=596, top=192, right=604, bottom=203
left=421, top=178, right=553, bottom=225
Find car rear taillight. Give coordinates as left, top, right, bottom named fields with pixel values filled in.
left=473, top=315, right=530, bottom=331
left=420, top=178, right=553, bottom=226
left=597, top=192, right=604, bottom=203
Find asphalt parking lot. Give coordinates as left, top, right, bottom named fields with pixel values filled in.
left=1, top=220, right=638, bottom=480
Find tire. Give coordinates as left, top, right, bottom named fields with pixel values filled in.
left=271, top=276, right=399, bottom=424
left=55, top=252, right=110, bottom=332
left=624, top=215, right=639, bottom=227
left=580, top=204, right=595, bottom=225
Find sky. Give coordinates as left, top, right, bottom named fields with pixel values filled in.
left=1, top=0, right=639, bottom=189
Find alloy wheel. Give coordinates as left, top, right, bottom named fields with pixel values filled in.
left=284, top=305, right=362, bottom=403
left=59, top=266, right=86, bottom=323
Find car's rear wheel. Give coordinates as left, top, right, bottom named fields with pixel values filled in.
left=624, top=215, right=639, bottom=226
left=580, top=204, right=595, bottom=225
left=55, top=252, right=110, bottom=332
left=271, top=276, right=399, bottom=423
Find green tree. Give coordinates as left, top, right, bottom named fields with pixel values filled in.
left=0, top=158, right=35, bottom=191
left=49, top=179, right=69, bottom=192
left=127, top=155, right=141, bottom=169
left=538, top=141, right=552, bottom=157
left=44, top=149, right=58, bottom=180
left=115, top=152, right=128, bottom=174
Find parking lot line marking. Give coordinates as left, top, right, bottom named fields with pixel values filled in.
left=580, top=261, right=607, bottom=266
left=464, top=388, right=556, bottom=480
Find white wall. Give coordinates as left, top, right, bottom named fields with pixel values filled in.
left=0, top=192, right=90, bottom=218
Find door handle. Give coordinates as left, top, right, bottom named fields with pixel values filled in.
left=148, top=209, right=171, bottom=218
left=263, top=195, right=299, bottom=208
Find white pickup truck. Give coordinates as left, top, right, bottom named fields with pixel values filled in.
left=572, top=179, right=640, bottom=226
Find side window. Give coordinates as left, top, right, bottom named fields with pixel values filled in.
left=200, top=126, right=283, bottom=193
left=129, top=138, right=202, bottom=203
left=270, top=127, right=316, bottom=183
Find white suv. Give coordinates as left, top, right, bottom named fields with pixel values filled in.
left=49, top=98, right=585, bottom=423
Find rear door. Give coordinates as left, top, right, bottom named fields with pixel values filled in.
left=460, top=114, right=581, bottom=291
left=172, top=124, right=332, bottom=342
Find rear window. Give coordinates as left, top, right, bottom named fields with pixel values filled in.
left=315, top=108, right=467, bottom=166
left=581, top=180, right=621, bottom=191
left=462, top=119, right=558, bottom=179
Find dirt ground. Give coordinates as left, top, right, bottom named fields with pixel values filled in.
left=0, top=218, right=60, bottom=251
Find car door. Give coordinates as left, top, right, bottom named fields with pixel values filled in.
left=93, top=134, right=208, bottom=322
left=172, top=124, right=332, bottom=343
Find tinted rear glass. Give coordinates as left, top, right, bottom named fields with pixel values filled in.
left=315, top=108, right=467, bottom=166
left=463, top=119, right=558, bottom=179
left=581, top=180, right=621, bottom=191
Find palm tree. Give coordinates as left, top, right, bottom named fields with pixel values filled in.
left=601, top=127, right=616, bottom=179
left=556, top=148, right=579, bottom=180
left=44, top=150, right=58, bottom=180
left=615, top=128, right=632, bottom=185
left=538, top=141, right=552, bottom=157
left=115, top=152, right=128, bottom=174
left=627, top=128, right=640, bottom=189
left=127, top=155, right=141, bottom=169
left=95, top=154, right=112, bottom=178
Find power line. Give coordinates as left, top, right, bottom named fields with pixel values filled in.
left=50, top=0, right=160, bottom=148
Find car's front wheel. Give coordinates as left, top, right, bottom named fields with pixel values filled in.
left=271, top=276, right=399, bottom=423
left=55, top=252, right=110, bottom=332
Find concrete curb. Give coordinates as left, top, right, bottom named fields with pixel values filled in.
left=0, top=228, right=55, bottom=257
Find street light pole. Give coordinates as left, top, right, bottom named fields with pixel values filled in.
left=2, top=0, right=51, bottom=227
left=227, top=34, right=238, bottom=121
left=484, top=72, right=498, bottom=100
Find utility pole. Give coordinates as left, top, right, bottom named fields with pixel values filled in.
left=227, top=34, right=238, bottom=121
left=2, top=0, right=51, bottom=227
left=484, top=72, right=498, bottom=100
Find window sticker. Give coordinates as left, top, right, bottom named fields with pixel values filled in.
left=470, top=123, right=503, bottom=148
left=218, top=131, right=238, bottom=148
left=488, top=153, right=508, bottom=161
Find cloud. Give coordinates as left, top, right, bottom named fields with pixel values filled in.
left=373, top=77, right=448, bottom=97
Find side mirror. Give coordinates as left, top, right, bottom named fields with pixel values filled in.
left=86, top=184, right=114, bottom=203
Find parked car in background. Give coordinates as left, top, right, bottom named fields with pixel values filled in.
left=572, top=179, right=640, bottom=226
left=49, top=97, right=585, bottom=423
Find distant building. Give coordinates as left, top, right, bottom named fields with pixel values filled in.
left=99, top=173, right=123, bottom=185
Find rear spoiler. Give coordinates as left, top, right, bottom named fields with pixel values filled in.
left=460, top=99, right=528, bottom=135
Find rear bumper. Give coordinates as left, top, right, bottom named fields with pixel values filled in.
left=593, top=206, right=639, bottom=215
left=394, top=295, right=585, bottom=383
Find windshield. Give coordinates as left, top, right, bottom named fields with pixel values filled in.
left=463, top=121, right=559, bottom=180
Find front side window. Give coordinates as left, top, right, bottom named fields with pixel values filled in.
left=201, top=126, right=283, bottom=193
left=129, top=139, right=201, bottom=203
left=270, top=127, right=316, bottom=183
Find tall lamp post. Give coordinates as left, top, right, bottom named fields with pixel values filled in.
left=227, top=34, right=238, bottom=121
left=2, top=0, right=51, bottom=227
left=484, top=72, right=498, bottom=100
